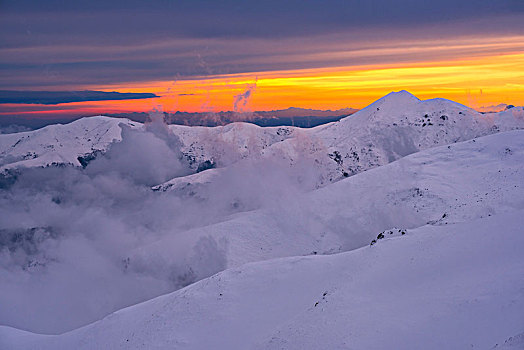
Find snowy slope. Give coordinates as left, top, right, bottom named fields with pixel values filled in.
left=491, top=333, right=524, bottom=350
left=2, top=210, right=522, bottom=350
left=127, top=130, right=524, bottom=276
left=0, top=116, right=139, bottom=172
left=151, top=168, right=223, bottom=194
left=171, top=122, right=296, bottom=169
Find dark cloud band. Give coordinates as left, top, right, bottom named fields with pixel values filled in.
left=0, top=90, right=158, bottom=105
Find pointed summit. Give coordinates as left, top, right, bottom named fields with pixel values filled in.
left=355, top=90, right=420, bottom=116
left=374, top=90, right=420, bottom=106
left=385, top=89, right=419, bottom=100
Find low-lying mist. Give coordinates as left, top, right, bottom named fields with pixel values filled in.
left=0, top=115, right=321, bottom=334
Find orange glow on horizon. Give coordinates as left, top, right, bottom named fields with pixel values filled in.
left=3, top=48, right=524, bottom=118
left=101, top=51, right=524, bottom=113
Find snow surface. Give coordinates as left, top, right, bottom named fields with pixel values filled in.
left=491, top=332, right=524, bottom=350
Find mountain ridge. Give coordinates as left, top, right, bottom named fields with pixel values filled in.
left=2, top=91, right=522, bottom=188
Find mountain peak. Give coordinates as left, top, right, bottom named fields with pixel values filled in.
left=357, top=90, right=420, bottom=115
left=380, top=90, right=420, bottom=103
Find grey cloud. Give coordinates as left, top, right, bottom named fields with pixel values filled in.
left=2, top=28, right=523, bottom=90
left=0, top=90, right=158, bottom=104
left=2, top=0, right=523, bottom=43
left=0, top=0, right=523, bottom=89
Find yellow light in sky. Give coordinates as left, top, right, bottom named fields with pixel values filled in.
left=99, top=50, right=524, bottom=113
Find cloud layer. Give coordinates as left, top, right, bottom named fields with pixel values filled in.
left=0, top=117, right=321, bottom=333
left=1, top=1, right=523, bottom=89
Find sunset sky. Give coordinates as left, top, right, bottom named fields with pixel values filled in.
left=1, top=0, right=523, bottom=120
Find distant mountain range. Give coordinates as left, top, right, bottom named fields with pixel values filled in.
left=0, top=107, right=358, bottom=131
left=2, top=103, right=518, bottom=132
left=112, top=107, right=359, bottom=128
left=2, top=91, right=522, bottom=184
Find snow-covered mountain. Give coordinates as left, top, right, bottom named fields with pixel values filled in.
left=0, top=117, right=139, bottom=173
left=261, top=90, right=524, bottom=184
left=0, top=116, right=297, bottom=175
left=1, top=209, right=522, bottom=349
left=1, top=91, right=523, bottom=347
left=2, top=91, right=523, bottom=186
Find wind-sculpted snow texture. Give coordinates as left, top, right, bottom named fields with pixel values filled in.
left=0, top=91, right=523, bottom=347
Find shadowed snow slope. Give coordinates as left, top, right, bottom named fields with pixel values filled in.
left=2, top=210, right=523, bottom=349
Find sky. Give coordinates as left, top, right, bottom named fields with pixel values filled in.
left=1, top=0, right=523, bottom=120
